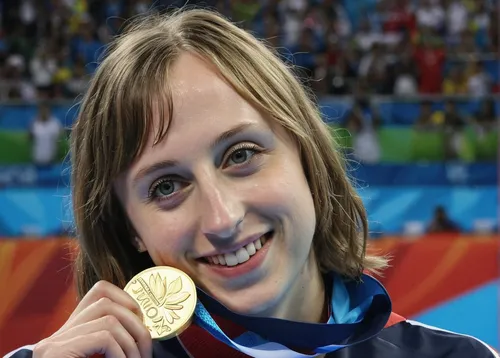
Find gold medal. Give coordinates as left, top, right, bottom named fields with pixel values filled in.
left=124, top=266, right=197, bottom=340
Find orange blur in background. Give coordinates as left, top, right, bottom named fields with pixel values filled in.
left=0, top=234, right=498, bottom=356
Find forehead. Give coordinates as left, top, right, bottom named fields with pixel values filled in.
left=135, top=52, right=272, bottom=163
left=168, top=53, right=255, bottom=131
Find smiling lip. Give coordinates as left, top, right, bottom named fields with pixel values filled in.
left=200, top=232, right=273, bottom=278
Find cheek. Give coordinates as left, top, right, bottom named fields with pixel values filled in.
left=126, top=205, right=192, bottom=265
left=249, top=162, right=315, bottom=222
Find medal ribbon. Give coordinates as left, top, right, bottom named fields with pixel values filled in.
left=185, top=274, right=391, bottom=358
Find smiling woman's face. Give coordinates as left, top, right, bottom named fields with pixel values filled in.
left=115, top=52, right=321, bottom=319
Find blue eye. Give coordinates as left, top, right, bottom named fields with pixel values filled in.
left=156, top=180, right=175, bottom=196
left=225, top=143, right=261, bottom=167
left=227, top=148, right=255, bottom=165
left=149, top=178, right=182, bottom=199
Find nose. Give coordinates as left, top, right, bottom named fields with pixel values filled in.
left=199, top=180, right=244, bottom=241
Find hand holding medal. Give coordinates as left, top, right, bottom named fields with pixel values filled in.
left=31, top=280, right=154, bottom=358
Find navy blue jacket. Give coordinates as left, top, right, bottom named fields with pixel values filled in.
left=6, top=321, right=499, bottom=358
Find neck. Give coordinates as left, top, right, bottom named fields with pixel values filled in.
left=262, top=250, right=326, bottom=323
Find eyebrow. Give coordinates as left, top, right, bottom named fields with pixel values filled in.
left=132, top=122, right=256, bottom=186
left=209, top=122, right=255, bottom=151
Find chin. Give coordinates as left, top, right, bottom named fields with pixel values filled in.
left=215, top=283, right=285, bottom=317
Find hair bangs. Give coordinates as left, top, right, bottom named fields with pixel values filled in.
left=106, top=41, right=180, bottom=179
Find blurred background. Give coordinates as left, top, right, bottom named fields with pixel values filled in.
left=0, top=0, right=498, bottom=355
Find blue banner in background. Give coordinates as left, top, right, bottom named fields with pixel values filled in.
left=0, top=186, right=496, bottom=236
left=0, top=164, right=71, bottom=188
left=350, top=162, right=498, bottom=186
left=0, top=162, right=497, bottom=236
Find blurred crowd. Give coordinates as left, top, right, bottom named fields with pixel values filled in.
left=0, top=0, right=498, bottom=101
left=5, top=0, right=495, bottom=168
left=246, top=0, right=498, bottom=98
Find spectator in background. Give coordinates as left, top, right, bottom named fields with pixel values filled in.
left=487, top=5, right=499, bottom=51
left=52, top=48, right=73, bottom=97
left=472, top=97, right=497, bottom=138
left=384, top=0, right=415, bottom=33
left=322, top=0, right=351, bottom=39
left=471, top=0, right=491, bottom=31
left=442, top=64, right=467, bottom=94
left=442, top=100, right=467, bottom=160
left=382, top=0, right=414, bottom=47
left=416, top=0, right=445, bottom=32
left=273, top=0, right=305, bottom=47
left=414, top=32, right=446, bottom=93
left=44, top=0, right=73, bottom=41
left=393, top=45, right=419, bottom=96
left=344, top=98, right=381, bottom=164
left=367, top=1, right=386, bottom=33
left=354, top=18, right=381, bottom=53
left=470, top=0, right=491, bottom=50
left=327, top=53, right=357, bottom=95
left=446, top=0, right=468, bottom=37
left=358, top=42, right=390, bottom=94
left=70, top=21, right=104, bottom=73
left=456, top=28, right=480, bottom=55
left=19, top=0, right=37, bottom=37
left=415, top=100, right=441, bottom=130
left=4, top=54, right=36, bottom=101
left=466, top=60, right=491, bottom=96
left=65, top=59, right=89, bottom=97
left=30, top=44, right=58, bottom=99
left=427, top=206, right=460, bottom=233
left=28, top=102, right=63, bottom=167
left=302, top=3, right=323, bottom=35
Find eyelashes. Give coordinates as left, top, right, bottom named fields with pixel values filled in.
left=147, top=142, right=265, bottom=202
left=147, top=177, right=185, bottom=199
left=223, top=143, right=261, bottom=168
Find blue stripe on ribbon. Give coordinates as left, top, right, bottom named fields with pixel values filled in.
left=189, top=274, right=391, bottom=357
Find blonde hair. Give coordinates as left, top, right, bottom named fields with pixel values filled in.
left=72, top=8, right=387, bottom=298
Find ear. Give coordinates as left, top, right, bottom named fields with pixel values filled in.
left=123, top=215, right=146, bottom=252
left=134, top=236, right=148, bottom=253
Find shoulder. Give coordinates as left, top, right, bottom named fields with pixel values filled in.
left=378, top=319, right=498, bottom=358
left=329, top=316, right=498, bottom=358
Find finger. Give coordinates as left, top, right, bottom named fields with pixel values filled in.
left=70, top=281, right=142, bottom=320
left=35, top=331, right=125, bottom=358
left=67, top=297, right=152, bottom=358
left=48, top=316, right=141, bottom=358
left=65, top=331, right=126, bottom=358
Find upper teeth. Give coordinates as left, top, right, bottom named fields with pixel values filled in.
left=206, top=235, right=267, bottom=267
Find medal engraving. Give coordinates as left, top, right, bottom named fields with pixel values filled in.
left=124, top=267, right=197, bottom=340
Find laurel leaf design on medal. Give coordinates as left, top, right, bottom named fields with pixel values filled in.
left=131, top=273, right=192, bottom=336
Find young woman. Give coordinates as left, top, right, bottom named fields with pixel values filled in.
left=7, top=8, right=498, bottom=358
